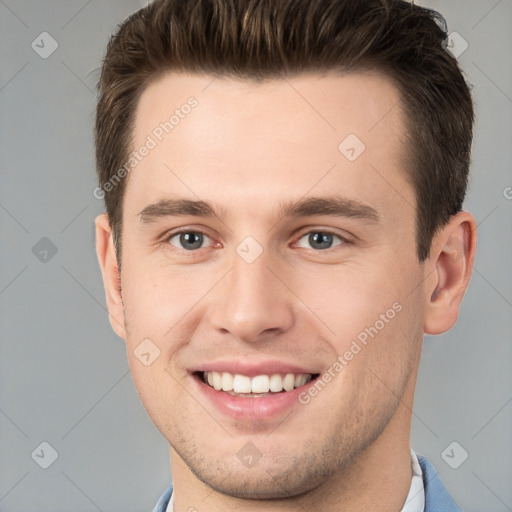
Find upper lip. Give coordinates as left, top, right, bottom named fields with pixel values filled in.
left=192, top=360, right=320, bottom=377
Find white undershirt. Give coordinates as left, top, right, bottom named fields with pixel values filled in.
left=166, top=449, right=425, bottom=512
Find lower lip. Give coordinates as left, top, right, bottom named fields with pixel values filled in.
left=192, top=374, right=317, bottom=421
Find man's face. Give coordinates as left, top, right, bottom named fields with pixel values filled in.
left=117, top=71, right=426, bottom=498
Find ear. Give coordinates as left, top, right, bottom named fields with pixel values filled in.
left=95, top=213, right=127, bottom=339
left=424, top=211, right=477, bottom=335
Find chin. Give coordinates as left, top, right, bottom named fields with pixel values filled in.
left=172, top=438, right=345, bottom=500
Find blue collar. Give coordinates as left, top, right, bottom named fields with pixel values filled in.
left=417, top=455, right=462, bottom=511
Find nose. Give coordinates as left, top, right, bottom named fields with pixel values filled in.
left=209, top=249, right=295, bottom=343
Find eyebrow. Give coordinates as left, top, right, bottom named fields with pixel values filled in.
left=138, top=196, right=380, bottom=223
left=138, top=199, right=220, bottom=222
left=279, top=196, right=380, bottom=222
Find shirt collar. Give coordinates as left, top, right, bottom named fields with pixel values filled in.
left=401, top=449, right=426, bottom=512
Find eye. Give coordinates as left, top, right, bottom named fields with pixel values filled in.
left=295, top=231, right=345, bottom=250
left=167, top=230, right=213, bottom=251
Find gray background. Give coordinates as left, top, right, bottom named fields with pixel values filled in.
left=0, top=0, right=511, bottom=510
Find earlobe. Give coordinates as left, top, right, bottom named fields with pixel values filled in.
left=95, top=213, right=127, bottom=339
left=424, top=211, right=477, bottom=335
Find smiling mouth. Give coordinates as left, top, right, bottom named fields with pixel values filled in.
left=194, top=371, right=320, bottom=397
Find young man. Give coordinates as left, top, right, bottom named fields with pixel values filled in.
left=94, top=0, right=477, bottom=510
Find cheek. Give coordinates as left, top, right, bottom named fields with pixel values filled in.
left=289, top=257, right=424, bottom=388
left=121, top=257, right=210, bottom=332
left=291, top=261, right=412, bottom=337
left=120, top=259, right=219, bottom=394
left=128, top=359, right=177, bottom=435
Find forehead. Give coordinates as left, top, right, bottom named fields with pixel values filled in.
left=125, top=70, right=413, bottom=225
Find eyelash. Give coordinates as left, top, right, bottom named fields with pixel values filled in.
left=161, top=227, right=351, bottom=253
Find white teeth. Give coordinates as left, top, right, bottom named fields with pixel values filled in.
left=297, top=374, right=310, bottom=387
left=221, top=372, right=233, bottom=391
left=269, top=373, right=283, bottom=392
left=283, top=373, right=295, bottom=391
left=202, top=371, right=313, bottom=394
left=212, top=372, right=222, bottom=390
left=233, top=374, right=252, bottom=393
left=251, top=375, right=270, bottom=393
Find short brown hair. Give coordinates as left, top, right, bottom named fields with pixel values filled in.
left=95, top=0, right=473, bottom=264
